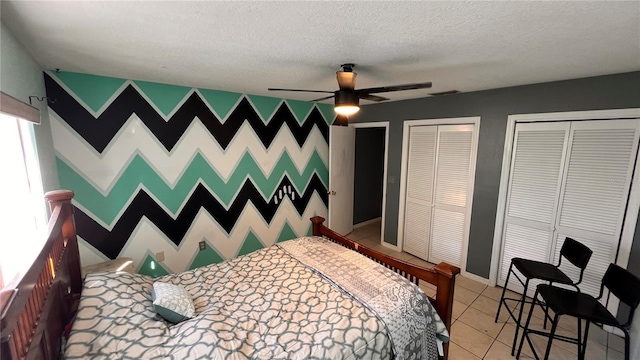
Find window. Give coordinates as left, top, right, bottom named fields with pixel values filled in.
left=0, top=113, right=46, bottom=289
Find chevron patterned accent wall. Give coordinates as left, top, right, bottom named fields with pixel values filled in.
left=44, top=71, right=334, bottom=276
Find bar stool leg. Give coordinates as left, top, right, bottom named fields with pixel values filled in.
left=543, top=314, right=560, bottom=360
left=579, top=320, right=590, bottom=360
left=511, top=278, right=530, bottom=355
left=495, top=261, right=514, bottom=323
left=577, top=318, right=583, bottom=360
left=516, top=288, right=539, bottom=360
left=622, top=328, right=630, bottom=360
left=543, top=280, right=551, bottom=329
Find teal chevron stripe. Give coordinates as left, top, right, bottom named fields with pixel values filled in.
left=189, top=242, right=224, bottom=269
left=50, top=70, right=335, bottom=124
left=316, top=103, right=336, bottom=124
left=138, top=254, right=170, bottom=277
left=277, top=222, right=298, bottom=243
left=198, top=88, right=243, bottom=119
left=286, top=99, right=315, bottom=123
left=134, top=80, right=192, bottom=116
left=247, top=94, right=281, bottom=121
left=237, top=231, right=264, bottom=257
left=52, top=71, right=126, bottom=112
left=58, top=151, right=328, bottom=224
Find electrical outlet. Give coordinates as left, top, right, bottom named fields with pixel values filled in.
left=199, top=241, right=206, bottom=251
left=156, top=251, right=165, bottom=262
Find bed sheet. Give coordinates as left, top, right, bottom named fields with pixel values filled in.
left=65, top=237, right=443, bottom=359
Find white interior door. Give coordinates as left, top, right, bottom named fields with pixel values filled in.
left=429, top=125, right=475, bottom=265
left=328, top=125, right=355, bottom=235
left=403, top=126, right=437, bottom=259
left=402, top=124, right=476, bottom=266
left=499, top=122, right=570, bottom=293
left=551, top=119, right=640, bottom=297
left=499, top=119, right=640, bottom=299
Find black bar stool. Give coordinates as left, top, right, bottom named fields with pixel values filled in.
left=517, top=263, right=640, bottom=360
left=494, top=237, right=592, bottom=355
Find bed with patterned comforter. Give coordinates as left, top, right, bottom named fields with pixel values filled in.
left=65, top=237, right=448, bottom=359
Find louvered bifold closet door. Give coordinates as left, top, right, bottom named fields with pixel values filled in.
left=429, top=125, right=475, bottom=265
left=552, top=119, right=640, bottom=299
left=403, top=126, right=437, bottom=259
left=499, top=122, right=570, bottom=294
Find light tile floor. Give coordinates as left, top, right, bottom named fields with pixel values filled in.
left=348, top=219, right=627, bottom=360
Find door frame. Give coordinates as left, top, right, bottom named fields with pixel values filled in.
left=350, top=122, right=390, bottom=246
left=489, top=108, right=640, bottom=331
left=397, top=117, right=481, bottom=276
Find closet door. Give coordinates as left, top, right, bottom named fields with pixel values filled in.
left=552, top=119, right=640, bottom=297
left=403, top=126, right=437, bottom=259
left=499, top=122, right=570, bottom=292
left=429, top=125, right=474, bottom=265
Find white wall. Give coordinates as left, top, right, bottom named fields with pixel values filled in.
left=1, top=21, right=59, bottom=192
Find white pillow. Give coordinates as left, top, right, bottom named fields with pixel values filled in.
left=151, top=282, right=195, bottom=323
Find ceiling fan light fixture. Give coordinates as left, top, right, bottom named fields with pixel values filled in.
left=334, top=90, right=360, bottom=116
left=334, top=105, right=360, bottom=116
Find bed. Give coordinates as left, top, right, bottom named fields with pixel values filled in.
left=1, top=190, right=459, bottom=359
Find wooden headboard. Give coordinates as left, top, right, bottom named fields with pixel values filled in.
left=1, top=190, right=81, bottom=360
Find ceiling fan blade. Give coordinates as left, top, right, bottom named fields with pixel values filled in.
left=268, top=88, right=335, bottom=94
left=358, top=94, right=389, bottom=102
left=358, top=82, right=432, bottom=94
left=311, top=95, right=335, bottom=102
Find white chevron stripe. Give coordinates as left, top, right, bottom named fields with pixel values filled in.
left=51, top=110, right=328, bottom=193
left=115, top=195, right=327, bottom=273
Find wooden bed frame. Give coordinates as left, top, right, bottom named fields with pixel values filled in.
left=1, top=190, right=459, bottom=360
left=1, top=190, right=81, bottom=360
left=311, top=216, right=460, bottom=359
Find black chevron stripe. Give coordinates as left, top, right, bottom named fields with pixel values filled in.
left=75, top=175, right=328, bottom=259
left=44, top=73, right=329, bottom=153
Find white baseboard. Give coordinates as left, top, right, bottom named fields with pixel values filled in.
left=353, top=217, right=382, bottom=229
left=461, top=271, right=490, bottom=285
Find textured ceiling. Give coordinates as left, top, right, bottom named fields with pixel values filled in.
left=2, top=1, right=639, bottom=103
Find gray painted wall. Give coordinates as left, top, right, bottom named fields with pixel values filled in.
left=353, top=127, right=385, bottom=224
left=1, top=22, right=59, bottom=193
left=352, top=71, right=640, bottom=279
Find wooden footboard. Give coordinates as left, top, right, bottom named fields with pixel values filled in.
left=311, top=216, right=460, bottom=360
left=1, top=190, right=81, bottom=360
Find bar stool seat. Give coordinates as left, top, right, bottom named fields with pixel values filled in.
left=537, top=285, right=617, bottom=325
left=495, top=237, right=593, bottom=355
left=511, top=258, right=573, bottom=284
left=517, top=264, right=640, bottom=360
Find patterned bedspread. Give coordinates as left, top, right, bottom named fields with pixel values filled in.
left=65, top=237, right=444, bottom=359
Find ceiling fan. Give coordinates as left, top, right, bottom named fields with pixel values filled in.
left=268, top=63, right=432, bottom=116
